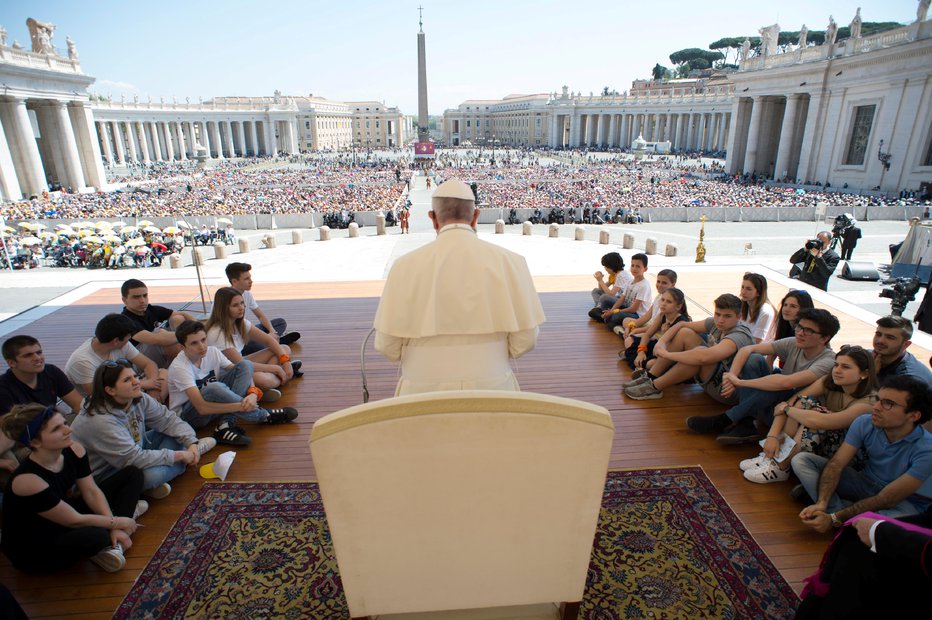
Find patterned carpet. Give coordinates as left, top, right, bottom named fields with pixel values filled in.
left=114, top=467, right=798, bottom=619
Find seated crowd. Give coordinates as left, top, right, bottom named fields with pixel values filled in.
left=588, top=254, right=932, bottom=535
left=0, top=267, right=302, bottom=574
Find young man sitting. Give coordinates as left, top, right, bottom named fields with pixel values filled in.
left=686, top=308, right=838, bottom=445
left=65, top=313, right=167, bottom=402
left=794, top=375, right=932, bottom=532
left=624, top=294, right=753, bottom=401
left=871, top=315, right=932, bottom=389
left=120, top=278, right=196, bottom=368
left=167, top=320, right=297, bottom=447
left=224, top=262, right=301, bottom=355
left=600, top=253, right=653, bottom=328
left=0, top=335, right=85, bottom=474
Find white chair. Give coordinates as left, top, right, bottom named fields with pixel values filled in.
left=310, top=390, right=614, bottom=620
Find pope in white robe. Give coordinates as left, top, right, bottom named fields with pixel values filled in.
left=373, top=179, right=546, bottom=395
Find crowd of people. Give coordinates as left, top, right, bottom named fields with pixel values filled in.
left=0, top=267, right=303, bottom=573
left=587, top=248, right=932, bottom=611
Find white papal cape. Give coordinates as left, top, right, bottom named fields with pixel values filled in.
left=373, top=224, right=546, bottom=395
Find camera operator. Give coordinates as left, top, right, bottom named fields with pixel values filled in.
left=790, top=231, right=840, bottom=291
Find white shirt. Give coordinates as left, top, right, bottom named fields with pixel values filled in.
left=167, top=347, right=233, bottom=412
left=65, top=338, right=141, bottom=394
left=206, top=319, right=253, bottom=352
left=741, top=303, right=776, bottom=342
left=623, top=278, right=654, bottom=317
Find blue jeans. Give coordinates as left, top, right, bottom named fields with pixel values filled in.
left=140, top=430, right=186, bottom=491
left=593, top=291, right=618, bottom=307
left=724, top=354, right=794, bottom=426
left=791, top=452, right=922, bottom=517
left=241, top=318, right=287, bottom=355
left=180, top=360, right=269, bottom=429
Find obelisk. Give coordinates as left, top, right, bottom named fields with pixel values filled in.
left=417, top=7, right=429, bottom=143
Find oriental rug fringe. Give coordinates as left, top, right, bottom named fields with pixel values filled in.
left=114, top=466, right=798, bottom=619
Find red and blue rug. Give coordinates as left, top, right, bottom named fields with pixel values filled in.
left=114, top=466, right=799, bottom=619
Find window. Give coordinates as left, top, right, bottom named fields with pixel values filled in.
left=844, top=105, right=876, bottom=166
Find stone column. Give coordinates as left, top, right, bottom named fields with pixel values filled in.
left=111, top=121, right=126, bottom=164
left=236, top=121, right=247, bottom=156
left=608, top=114, right=618, bottom=147
left=134, top=122, right=150, bottom=163
left=174, top=123, right=187, bottom=160
left=696, top=114, right=707, bottom=151
left=149, top=122, right=163, bottom=161
left=0, top=115, right=23, bottom=201
left=667, top=114, right=677, bottom=147
left=743, top=96, right=766, bottom=175
left=68, top=102, right=107, bottom=190
left=161, top=122, right=174, bottom=161
left=97, top=122, right=113, bottom=164
left=6, top=100, right=47, bottom=195
left=773, top=95, right=802, bottom=180
left=620, top=114, right=630, bottom=147
left=210, top=121, right=225, bottom=159
left=249, top=121, right=259, bottom=156
left=567, top=114, right=579, bottom=147
left=123, top=122, right=138, bottom=163
left=653, top=114, right=662, bottom=142
left=224, top=121, right=237, bottom=157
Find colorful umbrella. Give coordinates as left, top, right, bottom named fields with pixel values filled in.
left=138, top=220, right=155, bottom=227
left=163, top=226, right=181, bottom=234
left=20, top=236, right=42, bottom=245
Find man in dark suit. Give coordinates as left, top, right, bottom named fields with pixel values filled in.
left=790, top=232, right=840, bottom=291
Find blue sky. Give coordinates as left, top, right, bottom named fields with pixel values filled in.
left=1, top=1, right=920, bottom=114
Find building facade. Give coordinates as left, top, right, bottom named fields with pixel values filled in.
left=348, top=101, right=410, bottom=149
left=725, top=14, right=932, bottom=193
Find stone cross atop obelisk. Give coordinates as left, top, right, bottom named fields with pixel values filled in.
left=417, top=6, right=429, bottom=143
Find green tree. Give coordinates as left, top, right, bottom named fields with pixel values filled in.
left=651, top=63, right=671, bottom=81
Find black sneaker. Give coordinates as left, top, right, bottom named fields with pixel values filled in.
left=264, top=407, right=298, bottom=424
left=588, top=307, right=604, bottom=321
left=291, top=360, right=304, bottom=378
left=214, top=424, right=252, bottom=446
left=686, top=413, right=731, bottom=434
left=716, top=418, right=763, bottom=445
left=279, top=332, right=301, bottom=345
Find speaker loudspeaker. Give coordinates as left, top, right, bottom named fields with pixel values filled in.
left=841, top=261, right=880, bottom=281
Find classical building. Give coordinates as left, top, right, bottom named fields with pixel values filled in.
left=348, top=101, right=410, bottom=149
left=0, top=18, right=408, bottom=202
left=724, top=12, right=932, bottom=193
left=442, top=87, right=734, bottom=153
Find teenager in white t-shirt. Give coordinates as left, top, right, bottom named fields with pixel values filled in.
left=603, top=253, right=654, bottom=327
left=204, top=288, right=302, bottom=402
left=225, top=262, right=301, bottom=355
left=65, top=313, right=166, bottom=402
left=167, top=320, right=298, bottom=446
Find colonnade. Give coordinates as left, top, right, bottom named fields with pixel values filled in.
left=93, top=118, right=301, bottom=165
left=726, top=94, right=811, bottom=180
left=551, top=110, right=731, bottom=152
left=0, top=97, right=107, bottom=201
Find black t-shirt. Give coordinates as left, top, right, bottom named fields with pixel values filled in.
left=121, top=305, right=174, bottom=345
left=0, top=365, right=75, bottom=416
left=1, top=446, right=91, bottom=560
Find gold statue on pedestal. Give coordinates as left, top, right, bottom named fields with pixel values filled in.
left=695, top=215, right=708, bottom=263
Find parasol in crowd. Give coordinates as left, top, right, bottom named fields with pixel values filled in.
left=163, top=226, right=181, bottom=234
left=125, top=237, right=146, bottom=247
left=216, top=217, right=232, bottom=224
left=83, top=236, right=104, bottom=244
left=176, top=221, right=191, bottom=228
left=1, top=225, right=15, bottom=233
left=72, top=222, right=93, bottom=229
left=120, top=226, right=138, bottom=234
left=20, top=236, right=42, bottom=245
left=102, top=234, right=122, bottom=243
left=95, top=221, right=113, bottom=230
left=138, top=220, right=155, bottom=227
left=144, top=225, right=161, bottom=234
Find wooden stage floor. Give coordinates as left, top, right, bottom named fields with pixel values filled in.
left=3, top=271, right=926, bottom=618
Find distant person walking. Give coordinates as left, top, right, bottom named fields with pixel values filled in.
left=841, top=225, right=862, bottom=261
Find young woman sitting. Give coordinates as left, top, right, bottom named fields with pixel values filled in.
left=739, top=272, right=776, bottom=344
left=773, top=289, right=815, bottom=340
left=70, top=360, right=215, bottom=501
left=0, top=404, right=141, bottom=573
left=205, top=287, right=300, bottom=401
left=741, top=345, right=878, bottom=484
left=621, top=287, right=690, bottom=376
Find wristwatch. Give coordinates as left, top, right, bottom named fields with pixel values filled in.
left=829, top=513, right=842, bottom=528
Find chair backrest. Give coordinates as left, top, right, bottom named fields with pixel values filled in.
left=310, top=390, right=614, bottom=618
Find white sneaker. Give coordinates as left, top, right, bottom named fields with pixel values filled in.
left=133, top=500, right=149, bottom=520
left=90, top=544, right=126, bottom=572
left=197, top=437, right=218, bottom=455
left=612, top=325, right=626, bottom=336
left=144, top=482, right=172, bottom=499
left=622, top=374, right=651, bottom=389
left=739, top=452, right=769, bottom=472
left=744, top=460, right=790, bottom=484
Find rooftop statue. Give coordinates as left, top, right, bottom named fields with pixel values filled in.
left=850, top=7, right=862, bottom=39
left=0, top=25, right=7, bottom=47
left=798, top=24, right=809, bottom=47
left=920, top=0, right=930, bottom=23
left=66, top=35, right=78, bottom=60
left=26, top=17, right=56, bottom=54
left=740, top=37, right=751, bottom=61
left=825, top=15, right=838, bottom=45
left=759, top=24, right=780, bottom=56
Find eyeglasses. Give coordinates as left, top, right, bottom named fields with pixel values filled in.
left=877, top=398, right=908, bottom=411
left=794, top=324, right=822, bottom=336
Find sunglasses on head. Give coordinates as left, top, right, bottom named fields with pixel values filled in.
left=103, top=358, right=132, bottom=368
